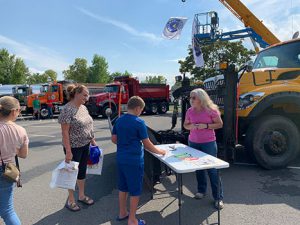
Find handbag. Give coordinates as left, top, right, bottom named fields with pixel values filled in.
left=0, top=149, right=22, bottom=187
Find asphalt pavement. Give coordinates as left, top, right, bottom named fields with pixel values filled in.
left=2, top=113, right=300, bottom=225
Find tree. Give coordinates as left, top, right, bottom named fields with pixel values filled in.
left=0, top=48, right=29, bottom=84
left=179, top=40, right=256, bottom=81
left=109, top=70, right=132, bottom=82
left=144, top=75, right=166, bottom=84
left=88, top=54, right=110, bottom=83
left=63, top=58, right=89, bottom=82
left=44, top=69, right=57, bottom=82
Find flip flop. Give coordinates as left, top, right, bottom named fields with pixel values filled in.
left=65, top=202, right=81, bottom=212
left=78, top=196, right=94, bottom=205
left=138, top=219, right=146, bottom=225
left=116, top=214, right=129, bottom=221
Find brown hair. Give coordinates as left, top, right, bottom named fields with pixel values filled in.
left=66, top=84, right=88, bottom=101
left=0, top=96, right=20, bottom=117
left=127, top=96, right=145, bottom=110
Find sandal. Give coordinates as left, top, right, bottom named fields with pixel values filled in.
left=78, top=196, right=94, bottom=205
left=116, top=214, right=129, bottom=221
left=138, top=219, right=146, bottom=225
left=65, top=202, right=80, bottom=212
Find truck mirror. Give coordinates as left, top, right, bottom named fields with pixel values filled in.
left=246, top=60, right=254, bottom=72
left=105, top=108, right=112, bottom=117
left=175, top=76, right=182, bottom=82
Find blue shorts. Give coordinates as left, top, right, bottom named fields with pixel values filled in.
left=117, top=163, right=144, bottom=196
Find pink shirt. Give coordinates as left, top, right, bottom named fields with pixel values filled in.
left=185, top=107, right=220, bottom=144
left=0, top=121, right=29, bottom=165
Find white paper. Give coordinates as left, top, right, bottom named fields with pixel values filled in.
left=50, top=161, right=79, bottom=190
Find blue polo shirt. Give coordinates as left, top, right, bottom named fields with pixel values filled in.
left=112, top=114, right=148, bottom=165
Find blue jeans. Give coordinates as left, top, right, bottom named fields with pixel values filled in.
left=188, top=141, right=224, bottom=200
left=0, top=167, right=21, bottom=225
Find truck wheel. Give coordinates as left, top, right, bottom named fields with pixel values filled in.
left=246, top=115, right=300, bottom=169
left=158, top=102, right=168, bottom=114
left=150, top=103, right=158, bottom=114
left=40, top=107, right=49, bottom=119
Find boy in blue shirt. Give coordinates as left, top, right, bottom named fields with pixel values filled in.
left=112, top=96, right=166, bottom=225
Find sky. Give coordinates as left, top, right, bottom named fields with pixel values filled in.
left=0, top=0, right=299, bottom=85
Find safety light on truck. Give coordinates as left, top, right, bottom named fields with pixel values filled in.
left=238, top=92, right=265, bottom=109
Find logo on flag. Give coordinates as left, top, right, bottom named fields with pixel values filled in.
left=163, top=17, right=188, bottom=40
left=192, top=18, right=204, bottom=68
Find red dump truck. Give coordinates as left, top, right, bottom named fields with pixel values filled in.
left=86, top=76, right=170, bottom=117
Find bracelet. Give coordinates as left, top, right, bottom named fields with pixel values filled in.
left=206, top=124, right=209, bottom=129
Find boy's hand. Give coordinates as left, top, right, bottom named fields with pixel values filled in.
left=159, top=149, right=167, bottom=156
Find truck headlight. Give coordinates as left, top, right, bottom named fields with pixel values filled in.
left=238, top=92, right=265, bottom=109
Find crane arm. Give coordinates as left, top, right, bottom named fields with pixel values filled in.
left=218, top=0, right=280, bottom=45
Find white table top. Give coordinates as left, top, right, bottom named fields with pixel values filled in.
left=146, top=143, right=229, bottom=174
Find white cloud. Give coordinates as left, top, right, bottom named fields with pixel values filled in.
left=76, top=7, right=162, bottom=43
left=0, top=34, right=69, bottom=78
left=166, top=58, right=184, bottom=63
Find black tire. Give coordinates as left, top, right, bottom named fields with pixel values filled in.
left=246, top=115, right=300, bottom=169
left=40, top=107, right=49, bottom=119
left=150, top=103, right=158, bottom=115
left=158, top=102, right=168, bottom=114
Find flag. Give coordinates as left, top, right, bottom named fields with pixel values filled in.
left=162, top=17, right=188, bottom=40
left=192, top=19, right=204, bottom=68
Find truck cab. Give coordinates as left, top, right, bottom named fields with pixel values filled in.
left=12, top=85, right=33, bottom=109
left=86, top=76, right=170, bottom=117
left=26, top=82, right=64, bottom=118
left=204, top=39, right=300, bottom=169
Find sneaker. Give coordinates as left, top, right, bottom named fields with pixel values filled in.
left=214, top=200, right=224, bottom=210
left=194, top=192, right=205, bottom=199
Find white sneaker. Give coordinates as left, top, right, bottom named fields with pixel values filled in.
left=194, top=192, right=205, bottom=199
left=214, top=200, right=224, bottom=210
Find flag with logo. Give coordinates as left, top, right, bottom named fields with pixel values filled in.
left=192, top=19, right=204, bottom=68
left=162, top=17, right=188, bottom=40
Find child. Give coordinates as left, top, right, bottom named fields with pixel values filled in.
left=112, top=96, right=166, bottom=225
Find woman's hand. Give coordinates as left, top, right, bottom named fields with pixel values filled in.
left=90, top=139, right=97, bottom=146
left=65, top=151, right=73, bottom=163
left=192, top=123, right=207, bottom=130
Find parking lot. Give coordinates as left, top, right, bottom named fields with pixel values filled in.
left=6, top=113, right=300, bottom=225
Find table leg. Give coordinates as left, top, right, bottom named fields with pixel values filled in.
left=150, top=156, right=154, bottom=200
left=217, top=170, right=220, bottom=225
left=177, top=173, right=182, bottom=225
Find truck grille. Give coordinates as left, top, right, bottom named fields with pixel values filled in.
left=204, top=79, right=225, bottom=108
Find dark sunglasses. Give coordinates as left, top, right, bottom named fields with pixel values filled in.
left=190, top=96, right=197, bottom=100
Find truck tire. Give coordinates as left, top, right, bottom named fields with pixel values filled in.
left=158, top=102, right=168, bottom=114
left=246, top=115, right=300, bottom=169
left=40, top=106, right=49, bottom=119
left=150, top=103, right=158, bottom=115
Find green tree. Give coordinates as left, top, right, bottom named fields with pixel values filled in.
left=88, top=54, right=110, bottom=83
left=144, top=75, right=166, bottom=84
left=109, top=70, right=132, bottom=82
left=0, top=48, right=29, bottom=84
left=179, top=40, right=256, bottom=81
left=44, top=69, right=57, bottom=82
left=63, top=58, right=89, bottom=82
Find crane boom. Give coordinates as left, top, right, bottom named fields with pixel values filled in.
left=218, top=0, right=280, bottom=45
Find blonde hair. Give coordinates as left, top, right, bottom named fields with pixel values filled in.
left=66, top=84, right=88, bottom=101
left=0, top=96, right=20, bottom=117
left=127, top=96, right=145, bottom=110
left=190, top=88, right=219, bottom=112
